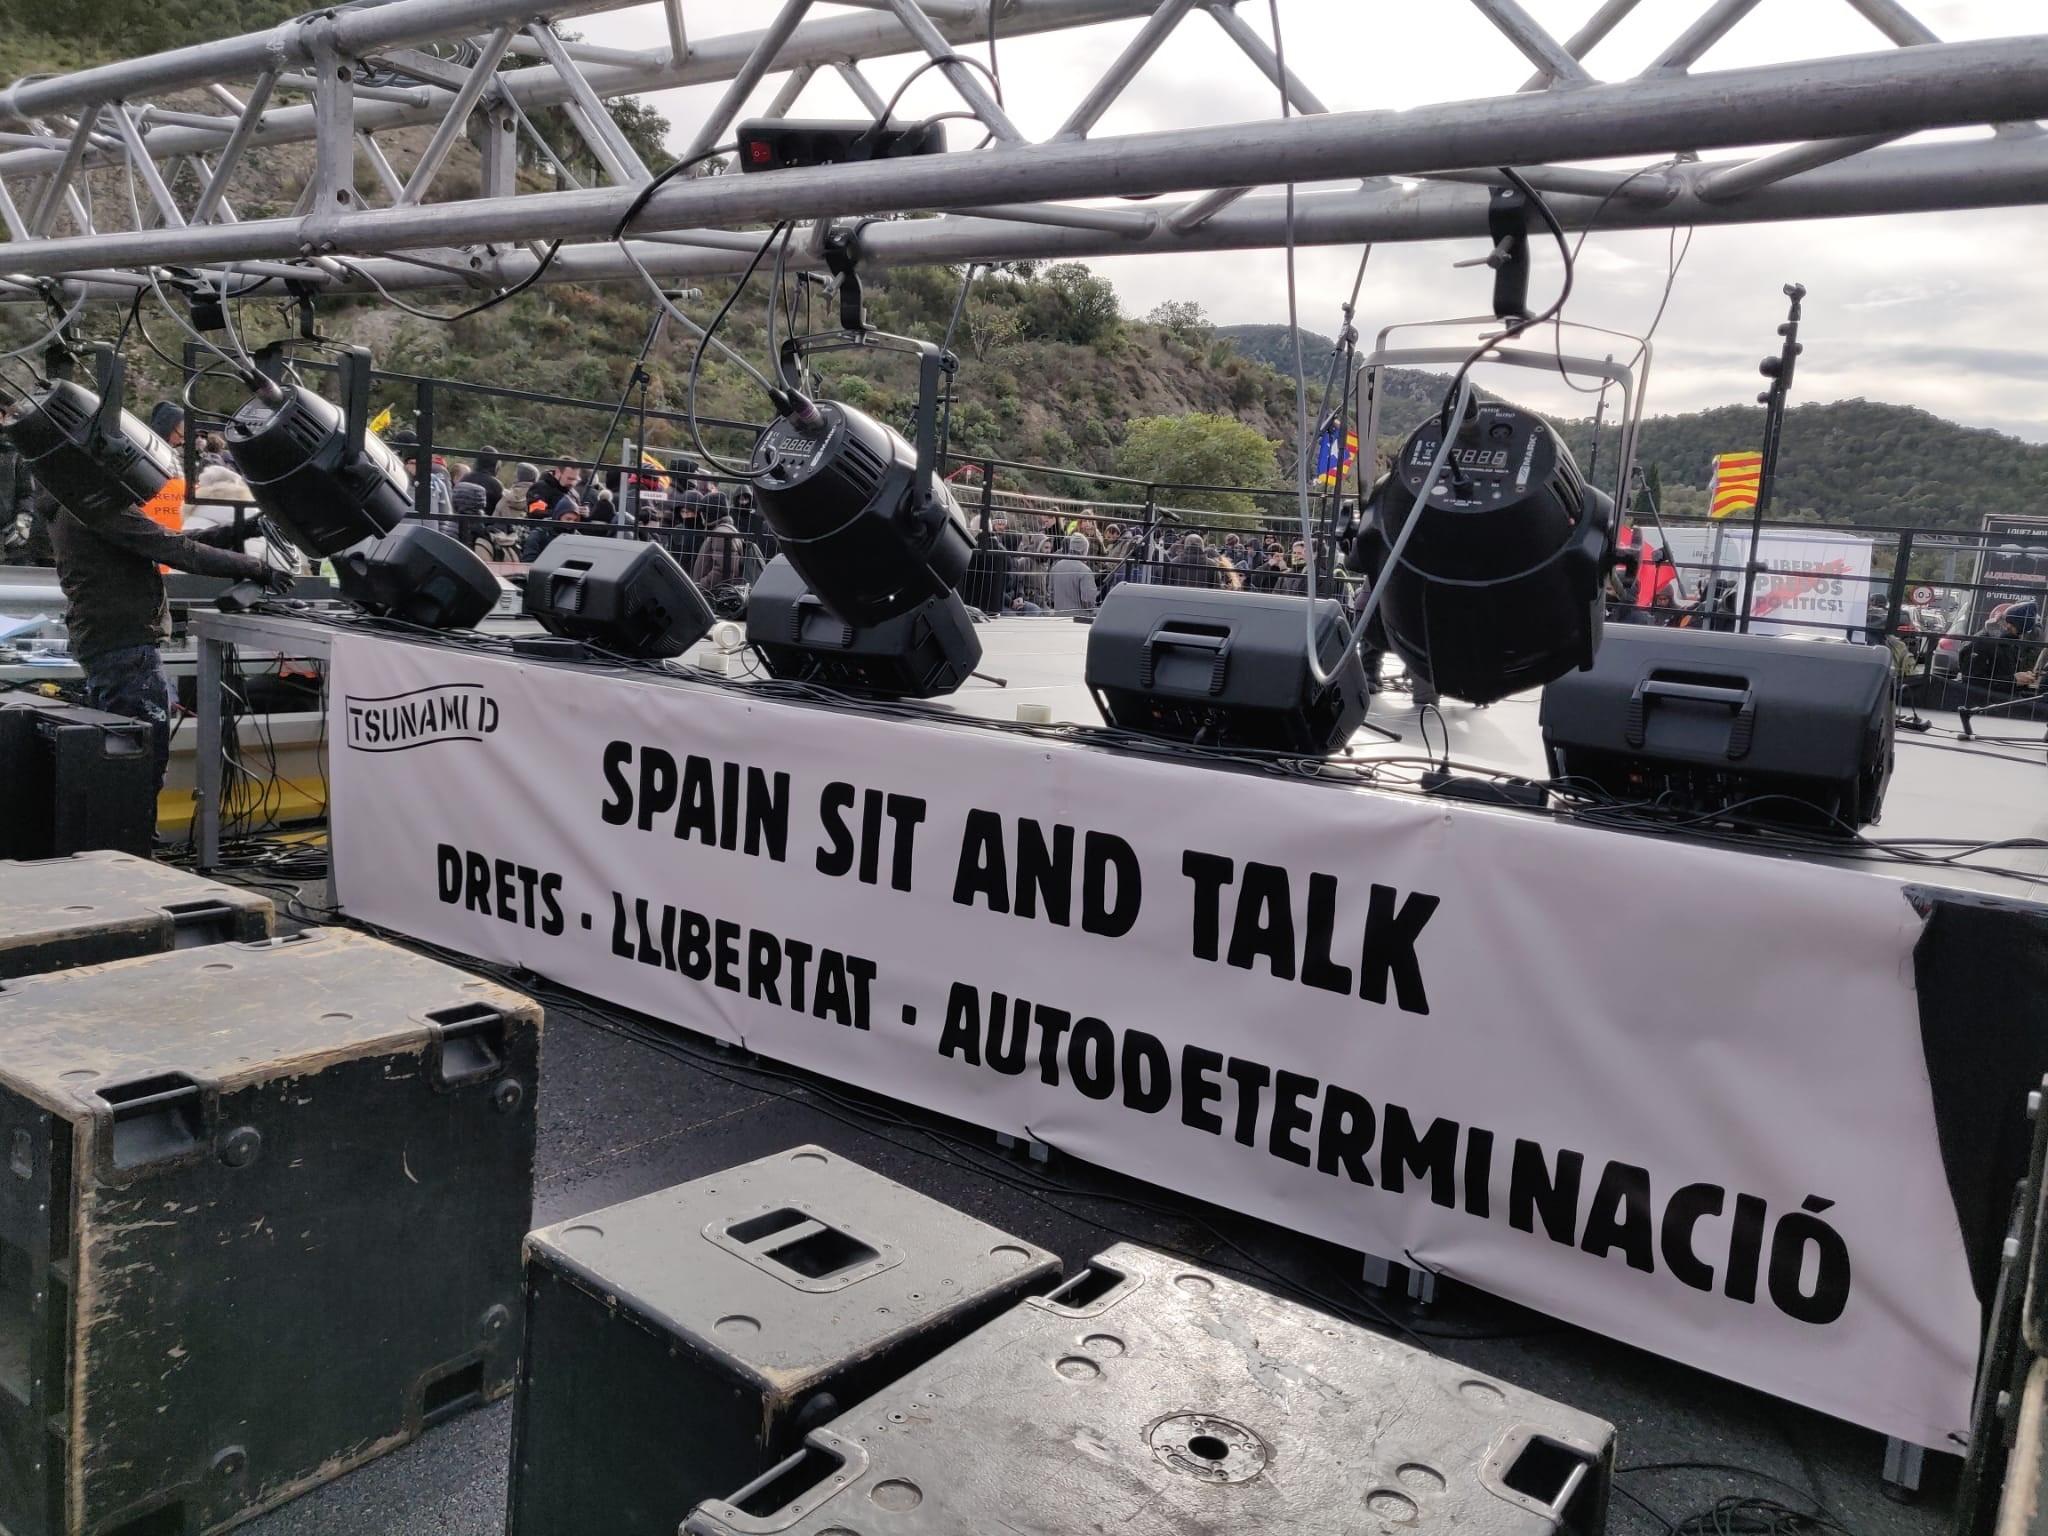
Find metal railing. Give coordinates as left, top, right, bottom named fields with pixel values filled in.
left=135, top=353, right=2048, bottom=711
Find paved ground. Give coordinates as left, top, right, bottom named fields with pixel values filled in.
left=243, top=957, right=1956, bottom=1536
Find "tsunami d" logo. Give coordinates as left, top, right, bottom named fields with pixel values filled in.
left=343, top=683, right=499, bottom=752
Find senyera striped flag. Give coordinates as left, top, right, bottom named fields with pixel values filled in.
left=1710, top=451, right=1764, bottom=519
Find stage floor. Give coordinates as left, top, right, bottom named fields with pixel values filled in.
left=227, top=612, right=2026, bottom=1534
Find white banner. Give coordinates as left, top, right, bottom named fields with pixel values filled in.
left=328, top=632, right=1979, bottom=1445
left=1665, top=527, right=1876, bottom=637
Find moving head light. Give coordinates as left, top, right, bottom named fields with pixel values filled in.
left=0, top=350, right=176, bottom=522
left=224, top=348, right=409, bottom=558
left=1354, top=399, right=1614, bottom=705
left=749, top=395, right=972, bottom=628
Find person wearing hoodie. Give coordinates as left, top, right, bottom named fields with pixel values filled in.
left=451, top=447, right=505, bottom=553
left=691, top=511, right=756, bottom=591
left=1964, top=599, right=2037, bottom=687
left=1048, top=534, right=1099, bottom=614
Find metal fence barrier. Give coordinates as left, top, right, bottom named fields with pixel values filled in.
left=117, top=353, right=2048, bottom=716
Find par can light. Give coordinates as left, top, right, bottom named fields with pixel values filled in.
left=1356, top=400, right=1615, bottom=705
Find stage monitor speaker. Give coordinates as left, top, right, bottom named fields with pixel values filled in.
left=1539, top=625, right=1895, bottom=832
left=507, top=1146, right=1059, bottom=1536
left=524, top=535, right=715, bottom=658
left=0, top=696, right=155, bottom=860
left=334, top=522, right=502, bottom=630
left=685, top=1242, right=1614, bottom=1536
left=1084, top=585, right=1370, bottom=754
left=0, top=929, right=540, bottom=1536
left=0, top=850, right=273, bottom=980
left=746, top=554, right=981, bottom=699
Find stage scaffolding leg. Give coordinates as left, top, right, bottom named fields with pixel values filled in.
left=196, top=629, right=224, bottom=870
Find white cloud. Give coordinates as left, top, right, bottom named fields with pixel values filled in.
left=577, top=1, right=2048, bottom=440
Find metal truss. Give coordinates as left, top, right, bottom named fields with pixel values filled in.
left=0, top=0, right=2042, bottom=305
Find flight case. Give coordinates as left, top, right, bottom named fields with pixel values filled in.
left=508, top=1144, right=1061, bottom=1536
left=0, top=850, right=272, bottom=980
left=689, top=1241, right=1615, bottom=1536
left=0, top=927, right=541, bottom=1536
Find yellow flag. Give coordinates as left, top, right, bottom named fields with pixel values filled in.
left=367, top=405, right=393, bottom=435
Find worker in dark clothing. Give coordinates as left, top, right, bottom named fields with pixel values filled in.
left=47, top=489, right=288, bottom=793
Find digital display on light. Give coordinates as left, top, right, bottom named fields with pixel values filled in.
left=1408, top=441, right=1510, bottom=472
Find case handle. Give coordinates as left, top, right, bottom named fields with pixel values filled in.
left=1626, top=674, right=1756, bottom=759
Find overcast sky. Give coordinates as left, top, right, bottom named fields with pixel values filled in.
left=579, top=0, right=2047, bottom=440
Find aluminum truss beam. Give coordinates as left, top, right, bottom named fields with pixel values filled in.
left=0, top=0, right=2038, bottom=306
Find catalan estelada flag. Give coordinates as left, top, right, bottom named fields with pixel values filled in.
left=1313, top=422, right=1359, bottom=488
left=1709, top=450, right=1763, bottom=519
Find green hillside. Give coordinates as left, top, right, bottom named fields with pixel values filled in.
left=1219, top=324, right=2048, bottom=531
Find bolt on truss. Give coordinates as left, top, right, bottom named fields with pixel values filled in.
left=0, top=0, right=2041, bottom=303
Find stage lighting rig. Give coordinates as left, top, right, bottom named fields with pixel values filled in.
left=745, top=227, right=973, bottom=627
left=0, top=347, right=177, bottom=522
left=1352, top=398, right=1614, bottom=706
left=224, top=346, right=411, bottom=558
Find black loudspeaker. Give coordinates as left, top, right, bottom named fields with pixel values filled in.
left=334, top=523, right=502, bottom=630
left=0, top=696, right=155, bottom=860
left=1085, top=585, right=1370, bottom=754
left=507, top=1146, right=1059, bottom=1536
left=0, top=929, right=540, bottom=1536
left=1539, top=625, right=1895, bottom=831
left=524, top=535, right=715, bottom=658
left=746, top=554, right=981, bottom=698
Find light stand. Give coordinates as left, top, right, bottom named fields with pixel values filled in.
left=1738, top=282, right=1805, bottom=633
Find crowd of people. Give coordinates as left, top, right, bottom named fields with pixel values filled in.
left=373, top=440, right=772, bottom=597
left=960, top=508, right=1320, bottom=617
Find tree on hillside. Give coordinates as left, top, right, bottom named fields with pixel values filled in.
left=1022, top=263, right=1121, bottom=349
left=1147, top=300, right=1211, bottom=344
left=1117, top=414, right=1277, bottom=516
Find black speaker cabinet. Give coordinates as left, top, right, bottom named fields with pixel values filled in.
left=0, top=696, right=155, bottom=862
left=524, top=535, right=714, bottom=658
left=508, top=1144, right=1060, bottom=1536
left=1540, top=625, right=1895, bottom=831
left=333, top=522, right=501, bottom=630
left=0, top=928, right=541, bottom=1536
left=689, top=1242, right=1614, bottom=1536
left=745, top=555, right=980, bottom=699
left=1085, top=584, right=1369, bottom=753
left=0, top=851, right=272, bottom=980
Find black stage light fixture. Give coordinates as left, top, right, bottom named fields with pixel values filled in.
left=746, top=554, right=980, bottom=699
left=0, top=350, right=177, bottom=522
left=524, top=535, right=715, bottom=658
left=333, top=523, right=501, bottom=631
left=748, top=397, right=973, bottom=627
left=224, top=347, right=410, bottom=558
left=1086, top=585, right=1370, bottom=754
left=735, top=117, right=946, bottom=174
left=1353, top=399, right=1615, bottom=705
